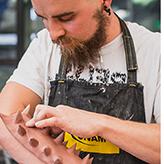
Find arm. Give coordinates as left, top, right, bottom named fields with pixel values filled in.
left=26, top=105, right=160, bottom=164
left=0, top=82, right=41, bottom=115
left=99, top=115, right=160, bottom=164
left=0, top=81, right=41, bottom=148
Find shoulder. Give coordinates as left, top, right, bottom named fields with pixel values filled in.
left=127, top=21, right=160, bottom=62
left=127, top=22, right=160, bottom=45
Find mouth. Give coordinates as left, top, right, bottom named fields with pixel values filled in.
left=56, top=39, right=72, bottom=47
left=60, top=42, right=73, bottom=49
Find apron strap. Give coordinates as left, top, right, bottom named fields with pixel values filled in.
left=117, top=15, right=138, bottom=83
left=51, top=55, right=68, bottom=105
left=57, top=55, right=68, bottom=81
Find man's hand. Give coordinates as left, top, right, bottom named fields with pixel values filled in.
left=26, top=104, right=104, bottom=138
left=26, top=104, right=160, bottom=163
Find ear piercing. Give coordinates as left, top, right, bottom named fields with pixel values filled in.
left=103, top=0, right=111, bottom=15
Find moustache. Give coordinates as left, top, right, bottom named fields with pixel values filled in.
left=56, top=36, right=85, bottom=49
left=56, top=36, right=74, bottom=45
left=51, top=37, right=69, bottom=45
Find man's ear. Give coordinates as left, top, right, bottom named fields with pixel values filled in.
left=101, top=0, right=112, bottom=7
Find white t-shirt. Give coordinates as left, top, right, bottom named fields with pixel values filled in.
left=8, top=22, right=161, bottom=123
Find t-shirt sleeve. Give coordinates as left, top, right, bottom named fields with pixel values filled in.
left=153, top=59, right=161, bottom=123
left=7, top=31, right=47, bottom=99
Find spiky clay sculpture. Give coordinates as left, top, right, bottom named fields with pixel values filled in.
left=0, top=106, right=93, bottom=164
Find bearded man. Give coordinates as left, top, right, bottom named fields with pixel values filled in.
left=0, top=0, right=160, bottom=163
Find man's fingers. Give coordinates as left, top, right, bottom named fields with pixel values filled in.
left=25, top=118, right=36, bottom=127
left=35, top=117, right=58, bottom=128
left=34, top=109, right=49, bottom=121
left=26, top=105, right=57, bottom=127
left=33, top=104, right=46, bottom=119
left=26, top=105, right=47, bottom=127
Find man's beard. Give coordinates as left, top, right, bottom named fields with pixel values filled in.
left=57, top=9, right=108, bottom=70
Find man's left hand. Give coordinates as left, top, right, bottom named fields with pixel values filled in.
left=26, top=104, right=105, bottom=138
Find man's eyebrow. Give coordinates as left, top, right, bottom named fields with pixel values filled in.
left=52, top=12, right=74, bottom=19
left=34, top=11, right=74, bottom=19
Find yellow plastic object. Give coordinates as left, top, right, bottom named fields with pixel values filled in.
left=64, top=132, right=120, bottom=154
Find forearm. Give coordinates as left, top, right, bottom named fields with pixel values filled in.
left=98, top=115, right=160, bottom=163
left=0, top=82, right=41, bottom=115
left=0, top=90, right=25, bottom=115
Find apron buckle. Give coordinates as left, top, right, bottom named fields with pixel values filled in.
left=58, top=80, right=65, bottom=84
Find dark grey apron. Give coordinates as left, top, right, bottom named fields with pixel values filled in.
left=48, top=17, right=147, bottom=164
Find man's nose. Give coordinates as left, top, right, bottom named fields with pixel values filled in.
left=48, top=21, right=66, bottom=42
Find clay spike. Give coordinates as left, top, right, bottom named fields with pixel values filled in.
left=74, top=149, right=80, bottom=156
left=82, top=154, right=91, bottom=164
left=15, top=111, right=23, bottom=123
left=17, top=125, right=26, bottom=136
left=52, top=156, right=63, bottom=164
left=54, top=133, right=64, bottom=144
left=43, top=146, right=51, bottom=156
left=63, top=140, right=68, bottom=147
left=22, top=104, right=33, bottom=118
left=40, top=127, right=50, bottom=135
left=0, top=113, right=3, bottom=118
left=29, top=138, right=39, bottom=147
left=88, top=157, right=94, bottom=164
left=67, top=143, right=77, bottom=154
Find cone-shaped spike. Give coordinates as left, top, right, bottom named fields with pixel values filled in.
left=74, top=149, right=80, bottom=156
left=67, top=143, right=77, bottom=154
left=17, top=125, right=26, bottom=136
left=41, top=127, right=51, bottom=135
left=82, top=154, right=90, bottom=164
left=43, top=146, right=51, bottom=156
left=22, top=104, right=33, bottom=118
left=54, top=133, right=64, bottom=144
left=29, top=138, right=39, bottom=147
left=88, top=157, right=94, bottom=164
left=15, top=111, right=23, bottom=123
left=63, top=141, right=68, bottom=147
left=52, top=156, right=63, bottom=164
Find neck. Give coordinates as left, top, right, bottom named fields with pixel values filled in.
left=104, top=11, right=122, bottom=44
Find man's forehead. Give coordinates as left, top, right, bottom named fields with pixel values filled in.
left=31, top=0, right=92, bottom=15
left=31, top=0, right=91, bottom=7
left=31, top=0, right=102, bottom=20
